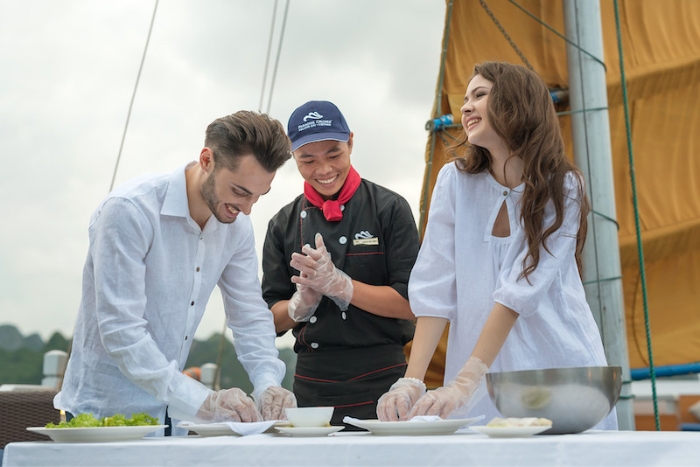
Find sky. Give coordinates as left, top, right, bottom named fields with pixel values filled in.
left=0, top=0, right=446, bottom=349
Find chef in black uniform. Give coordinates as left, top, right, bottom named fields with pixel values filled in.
left=262, top=100, right=419, bottom=427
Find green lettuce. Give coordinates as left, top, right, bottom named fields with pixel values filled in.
left=46, top=412, right=160, bottom=428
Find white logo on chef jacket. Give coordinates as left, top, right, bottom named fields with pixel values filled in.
left=353, top=230, right=379, bottom=246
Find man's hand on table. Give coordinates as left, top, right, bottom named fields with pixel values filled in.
left=196, top=387, right=261, bottom=423
left=255, top=386, right=297, bottom=420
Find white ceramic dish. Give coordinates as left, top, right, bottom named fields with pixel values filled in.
left=344, top=418, right=481, bottom=436
left=177, top=420, right=287, bottom=437
left=470, top=425, right=551, bottom=438
left=285, top=407, right=334, bottom=428
left=26, top=425, right=168, bottom=443
left=275, top=426, right=344, bottom=437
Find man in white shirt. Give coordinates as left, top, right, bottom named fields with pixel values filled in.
left=55, top=111, right=296, bottom=435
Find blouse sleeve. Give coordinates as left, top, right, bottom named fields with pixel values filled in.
left=408, top=163, right=458, bottom=320
left=493, top=172, right=584, bottom=317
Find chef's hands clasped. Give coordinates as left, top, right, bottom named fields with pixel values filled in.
left=289, top=233, right=354, bottom=316
left=196, top=385, right=296, bottom=423
left=377, top=356, right=489, bottom=421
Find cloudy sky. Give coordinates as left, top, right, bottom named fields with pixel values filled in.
left=0, top=0, right=446, bottom=348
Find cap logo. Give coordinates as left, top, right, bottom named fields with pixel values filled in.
left=303, top=111, right=323, bottom=122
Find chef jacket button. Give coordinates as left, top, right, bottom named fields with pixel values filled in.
left=503, top=190, right=508, bottom=196
left=341, top=312, right=347, bottom=320
left=340, top=205, right=345, bottom=212
left=300, top=211, right=307, bottom=219
left=339, top=236, right=347, bottom=245
left=309, top=316, right=317, bottom=323
left=310, top=342, right=319, bottom=349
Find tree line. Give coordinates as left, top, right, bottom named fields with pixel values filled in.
left=0, top=325, right=295, bottom=391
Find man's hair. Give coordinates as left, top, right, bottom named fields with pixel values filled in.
left=205, top=111, right=292, bottom=173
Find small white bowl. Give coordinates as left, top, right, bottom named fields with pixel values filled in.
left=285, top=407, right=334, bottom=427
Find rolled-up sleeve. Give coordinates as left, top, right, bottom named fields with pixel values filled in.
left=493, top=173, right=584, bottom=317
left=408, top=165, right=458, bottom=320
left=218, top=218, right=285, bottom=397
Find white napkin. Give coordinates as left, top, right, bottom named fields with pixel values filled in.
left=407, top=415, right=443, bottom=423
left=178, top=420, right=279, bottom=436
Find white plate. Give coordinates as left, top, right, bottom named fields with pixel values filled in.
left=344, top=418, right=481, bottom=436
left=275, top=426, right=345, bottom=437
left=26, top=425, right=168, bottom=443
left=177, top=420, right=288, bottom=437
left=470, top=425, right=551, bottom=438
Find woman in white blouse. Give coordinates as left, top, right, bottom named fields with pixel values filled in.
left=377, top=61, right=617, bottom=429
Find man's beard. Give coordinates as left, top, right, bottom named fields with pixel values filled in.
left=201, top=171, right=236, bottom=224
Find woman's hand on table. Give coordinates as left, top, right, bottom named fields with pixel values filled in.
left=409, top=356, right=488, bottom=419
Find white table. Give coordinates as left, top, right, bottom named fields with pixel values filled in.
left=3, top=430, right=699, bottom=467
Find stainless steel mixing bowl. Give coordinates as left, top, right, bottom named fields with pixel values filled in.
left=485, top=366, right=622, bottom=434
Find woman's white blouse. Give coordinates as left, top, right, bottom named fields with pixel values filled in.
left=409, top=162, right=615, bottom=428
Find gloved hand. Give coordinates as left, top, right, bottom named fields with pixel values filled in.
left=408, top=356, right=489, bottom=419
left=376, top=377, right=427, bottom=421
left=290, top=233, right=354, bottom=311
left=287, top=277, right=323, bottom=322
left=254, top=386, right=297, bottom=421
left=196, top=387, right=261, bottom=423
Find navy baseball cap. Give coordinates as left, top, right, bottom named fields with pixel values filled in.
left=287, top=100, right=351, bottom=151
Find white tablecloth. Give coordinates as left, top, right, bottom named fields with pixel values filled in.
left=3, top=430, right=699, bottom=467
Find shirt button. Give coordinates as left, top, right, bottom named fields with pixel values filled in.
left=341, top=312, right=347, bottom=320
left=190, top=301, right=195, bottom=306
left=310, top=342, right=319, bottom=349
left=184, top=335, right=188, bottom=341
left=300, top=211, right=307, bottom=219
left=503, top=190, right=508, bottom=196
left=196, top=267, right=200, bottom=272
left=309, top=316, right=317, bottom=323
left=339, top=236, right=347, bottom=245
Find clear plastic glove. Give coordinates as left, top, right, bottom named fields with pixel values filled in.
left=409, top=356, right=489, bottom=419
left=196, top=387, right=261, bottom=423
left=287, top=278, right=322, bottom=322
left=376, top=377, right=427, bottom=421
left=290, top=233, right=354, bottom=311
left=254, top=386, right=297, bottom=421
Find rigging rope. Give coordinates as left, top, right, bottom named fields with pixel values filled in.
left=265, top=0, right=290, bottom=114
left=258, top=0, right=279, bottom=113
left=479, top=0, right=534, bottom=71
left=613, top=0, right=659, bottom=431
left=109, top=0, right=159, bottom=192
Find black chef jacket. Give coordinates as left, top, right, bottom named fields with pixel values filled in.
left=262, top=179, right=419, bottom=424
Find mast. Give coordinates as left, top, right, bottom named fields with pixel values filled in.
left=562, top=0, right=634, bottom=430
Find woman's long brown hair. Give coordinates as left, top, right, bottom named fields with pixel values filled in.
left=450, top=61, right=590, bottom=282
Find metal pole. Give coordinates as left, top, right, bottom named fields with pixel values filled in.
left=562, top=0, right=635, bottom=430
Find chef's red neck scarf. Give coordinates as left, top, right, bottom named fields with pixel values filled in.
left=303, top=166, right=361, bottom=222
